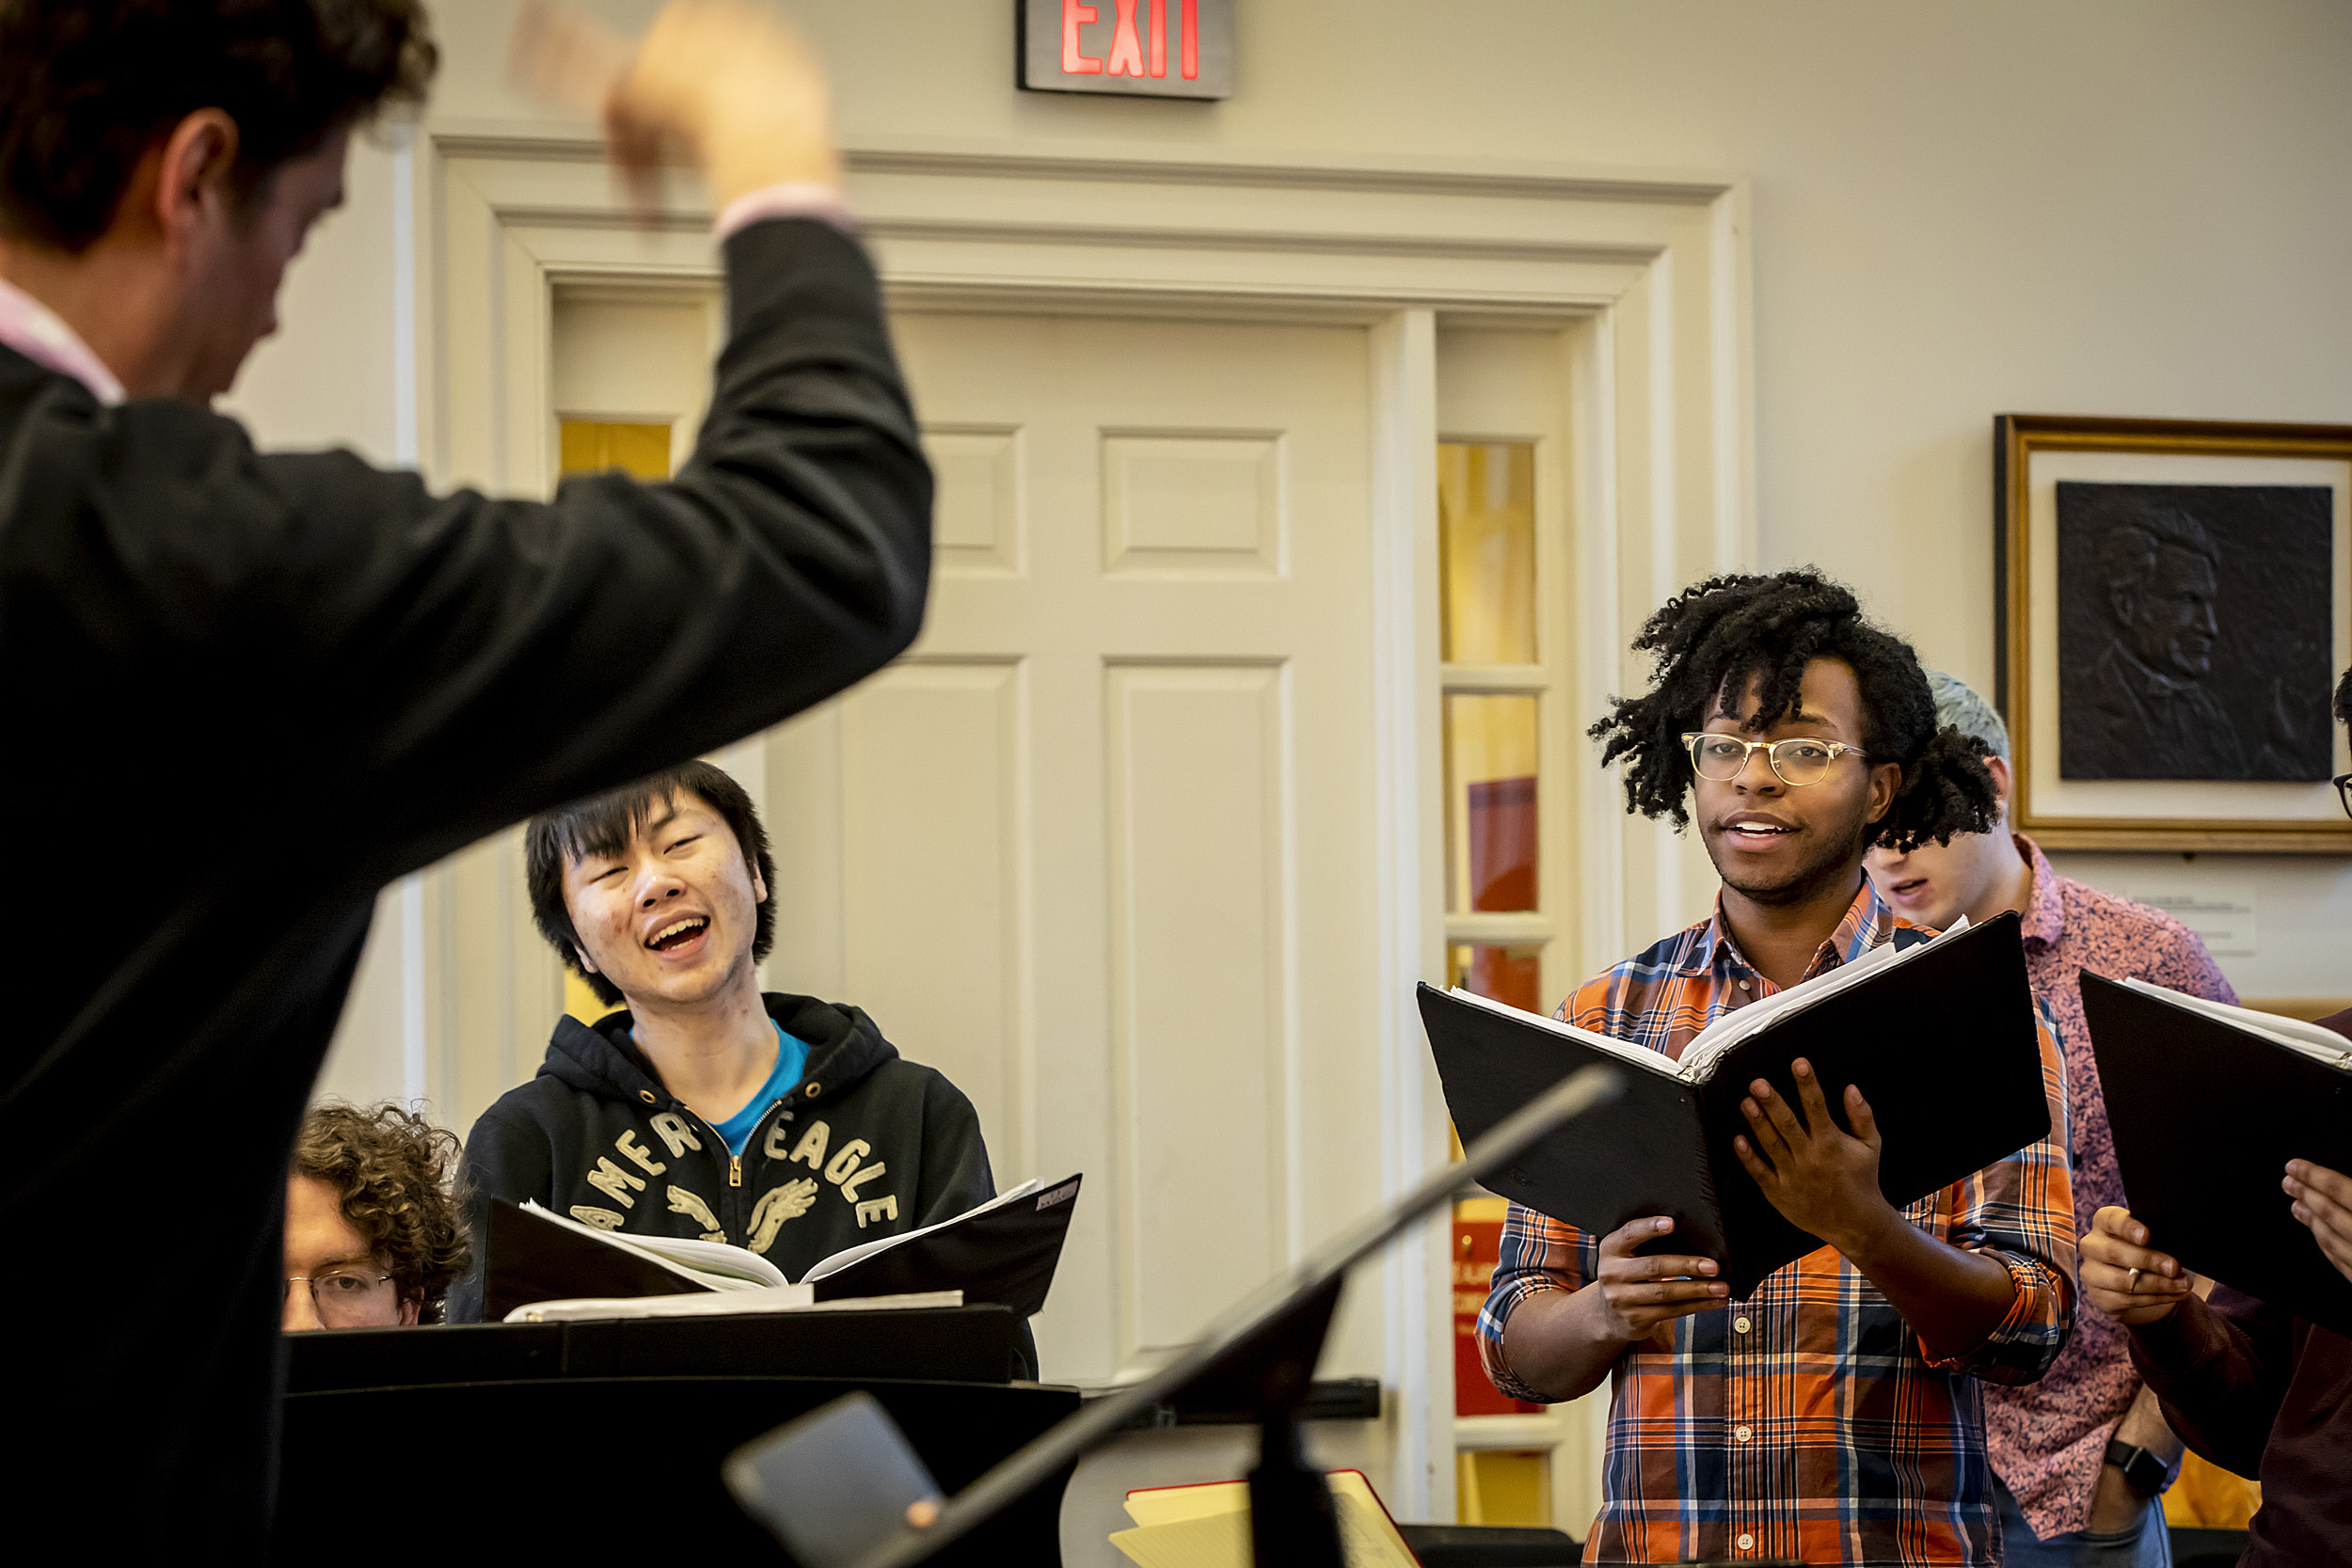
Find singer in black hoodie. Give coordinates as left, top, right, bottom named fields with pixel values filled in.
left=447, top=761, right=1004, bottom=1332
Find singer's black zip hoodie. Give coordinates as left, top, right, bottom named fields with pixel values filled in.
left=447, top=991, right=995, bottom=1323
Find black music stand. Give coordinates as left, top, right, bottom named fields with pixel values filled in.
left=728, top=1062, right=1623, bottom=1568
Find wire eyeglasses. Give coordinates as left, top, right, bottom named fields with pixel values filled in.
left=1684, top=731, right=1870, bottom=788
left=285, top=1268, right=398, bottom=1327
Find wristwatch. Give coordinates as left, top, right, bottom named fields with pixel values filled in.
left=2105, top=1438, right=2169, bottom=1499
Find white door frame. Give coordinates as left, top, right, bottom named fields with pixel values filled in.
left=411, top=125, right=1756, bottom=1523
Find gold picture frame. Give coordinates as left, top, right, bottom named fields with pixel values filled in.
left=1994, top=413, right=2352, bottom=853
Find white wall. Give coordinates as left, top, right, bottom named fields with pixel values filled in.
left=237, top=5, right=2352, bottom=1071
left=218, top=132, right=403, bottom=462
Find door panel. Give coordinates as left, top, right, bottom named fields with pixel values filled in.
left=772, top=311, right=1382, bottom=1387
left=839, top=659, right=1027, bottom=1163
left=1109, top=659, right=1290, bottom=1359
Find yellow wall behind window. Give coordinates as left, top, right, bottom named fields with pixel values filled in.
left=1457, top=1449, right=1549, bottom=1528
left=1438, top=442, right=1536, bottom=665
left=2165, top=1452, right=2260, bottom=1530
left=559, top=419, right=673, bottom=483
left=564, top=972, right=621, bottom=1026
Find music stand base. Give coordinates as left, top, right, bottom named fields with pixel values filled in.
left=1248, top=1410, right=1345, bottom=1568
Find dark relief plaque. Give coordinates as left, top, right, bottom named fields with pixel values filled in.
left=2056, top=480, right=2334, bottom=782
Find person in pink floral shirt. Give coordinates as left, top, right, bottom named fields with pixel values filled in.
left=1868, top=672, right=2236, bottom=1567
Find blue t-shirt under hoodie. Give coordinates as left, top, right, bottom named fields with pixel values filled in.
left=709, top=1022, right=810, bottom=1155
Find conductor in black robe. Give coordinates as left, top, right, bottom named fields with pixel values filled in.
left=0, top=2, right=929, bottom=1547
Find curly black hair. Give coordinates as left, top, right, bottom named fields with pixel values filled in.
left=1589, top=569, right=1996, bottom=852
left=2336, top=665, right=2352, bottom=730
left=294, top=1101, right=468, bottom=1323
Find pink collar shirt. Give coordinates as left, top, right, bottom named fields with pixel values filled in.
left=1983, top=833, right=2239, bottom=1537
left=0, top=276, right=122, bottom=404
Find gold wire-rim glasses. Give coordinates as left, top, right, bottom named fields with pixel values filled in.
left=1683, top=731, right=1871, bottom=787
left=284, top=1269, right=397, bottom=1326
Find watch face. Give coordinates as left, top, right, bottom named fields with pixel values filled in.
left=2107, top=1441, right=2167, bottom=1497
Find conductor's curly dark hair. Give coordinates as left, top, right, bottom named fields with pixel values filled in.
left=294, top=1101, right=469, bottom=1323
left=0, top=0, right=437, bottom=253
left=1589, top=569, right=1996, bottom=852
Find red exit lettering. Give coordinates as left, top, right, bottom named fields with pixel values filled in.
left=1061, top=0, right=1102, bottom=74
left=1061, top=0, right=1198, bottom=82
left=1105, top=0, right=1143, bottom=77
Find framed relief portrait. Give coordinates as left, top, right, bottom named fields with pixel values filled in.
left=1994, top=414, right=2352, bottom=852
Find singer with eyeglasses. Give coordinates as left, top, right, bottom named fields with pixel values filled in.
left=283, top=1103, right=469, bottom=1332
left=1474, top=570, right=2077, bottom=1568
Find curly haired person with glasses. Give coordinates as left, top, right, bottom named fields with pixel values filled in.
left=1476, top=569, right=2077, bottom=1566
left=285, top=1102, right=469, bottom=1330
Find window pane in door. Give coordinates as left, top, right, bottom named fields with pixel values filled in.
left=1447, top=942, right=1546, bottom=1015
left=1438, top=441, right=1536, bottom=665
left=1444, top=693, right=1539, bottom=912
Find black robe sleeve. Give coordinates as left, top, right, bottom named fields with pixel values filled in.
left=2129, top=1285, right=2293, bottom=1480
left=0, top=215, right=929, bottom=1550
left=11, top=215, right=930, bottom=894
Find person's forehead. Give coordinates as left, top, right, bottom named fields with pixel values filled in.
left=641, top=789, right=727, bottom=840
left=2154, top=545, right=2217, bottom=584
left=1712, top=657, right=1865, bottom=735
left=283, top=1174, right=376, bottom=1267
left=254, top=129, right=350, bottom=223
left=292, top=128, right=349, bottom=196
left=566, top=789, right=726, bottom=867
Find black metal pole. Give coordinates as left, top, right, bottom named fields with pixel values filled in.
left=1248, top=1409, right=1345, bottom=1568
left=840, top=1059, right=1623, bottom=1568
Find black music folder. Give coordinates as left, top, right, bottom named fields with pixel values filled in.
left=1422, top=911, right=2049, bottom=1298
left=2082, top=974, right=2352, bottom=1338
left=485, top=1199, right=715, bottom=1322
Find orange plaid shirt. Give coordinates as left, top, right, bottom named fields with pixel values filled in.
left=1477, top=881, right=2076, bottom=1566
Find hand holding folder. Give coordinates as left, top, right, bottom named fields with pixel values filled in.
left=2081, top=974, right=2352, bottom=1336
left=2287, top=1159, right=2352, bottom=1283
left=1422, top=911, right=2050, bottom=1298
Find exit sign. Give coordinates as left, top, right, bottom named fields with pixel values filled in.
left=1020, top=0, right=1233, bottom=100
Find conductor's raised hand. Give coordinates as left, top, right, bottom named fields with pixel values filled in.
left=2080, top=1206, right=2192, bottom=1325
left=1732, top=1058, right=1890, bottom=1254
left=603, top=0, right=841, bottom=211
left=2284, top=1160, right=2352, bottom=1284
left=1589, top=1216, right=1729, bottom=1342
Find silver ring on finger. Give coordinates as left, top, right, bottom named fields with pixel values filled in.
left=2126, top=1266, right=2142, bottom=1295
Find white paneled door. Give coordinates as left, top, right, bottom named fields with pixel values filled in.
left=767, top=311, right=1388, bottom=1392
